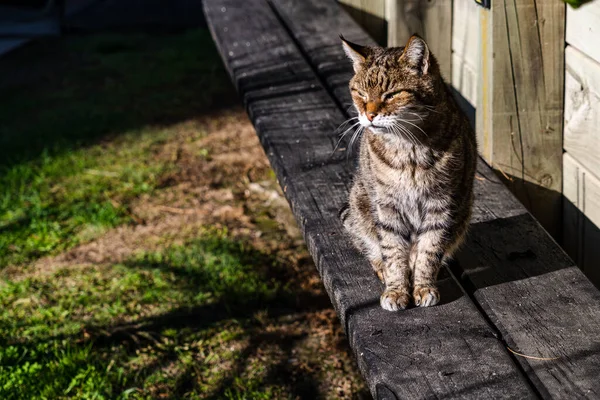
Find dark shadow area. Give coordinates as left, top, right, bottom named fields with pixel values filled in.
left=0, top=2, right=235, bottom=170
left=65, top=0, right=207, bottom=33
left=563, top=198, right=600, bottom=288
left=498, top=172, right=562, bottom=241
left=455, top=212, right=574, bottom=289
left=487, top=169, right=600, bottom=289
left=449, top=85, right=475, bottom=128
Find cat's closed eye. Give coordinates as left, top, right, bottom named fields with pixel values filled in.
left=382, top=90, right=404, bottom=101
left=351, top=88, right=368, bottom=100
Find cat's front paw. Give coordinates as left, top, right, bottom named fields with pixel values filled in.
left=380, top=289, right=410, bottom=311
left=413, top=285, right=439, bottom=307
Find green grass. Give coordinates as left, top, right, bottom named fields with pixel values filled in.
left=0, top=30, right=233, bottom=267
left=0, top=230, right=293, bottom=399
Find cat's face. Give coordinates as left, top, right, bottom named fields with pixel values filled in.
left=342, top=36, right=441, bottom=139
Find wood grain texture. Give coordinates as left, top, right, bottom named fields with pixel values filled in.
left=485, top=0, right=565, bottom=238
left=338, top=0, right=387, bottom=44
left=204, top=0, right=536, bottom=397
left=420, top=0, right=452, bottom=82
left=460, top=178, right=600, bottom=398
left=563, top=152, right=600, bottom=286
left=451, top=0, right=480, bottom=106
left=566, top=0, right=600, bottom=65
left=564, top=45, right=600, bottom=177
left=477, top=7, right=493, bottom=161
left=268, top=0, right=600, bottom=397
left=385, top=0, right=452, bottom=80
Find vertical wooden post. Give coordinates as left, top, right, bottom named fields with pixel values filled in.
left=338, top=0, right=387, bottom=44
left=478, top=0, right=565, bottom=238
left=386, top=0, right=453, bottom=80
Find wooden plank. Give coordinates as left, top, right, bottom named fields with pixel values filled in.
left=460, top=182, right=600, bottom=398
left=268, top=0, right=600, bottom=397
left=451, top=0, right=479, bottom=106
left=420, top=0, right=452, bottom=81
left=384, top=1, right=421, bottom=53
left=204, top=0, right=536, bottom=397
left=564, top=45, right=600, bottom=176
left=563, top=152, right=600, bottom=285
left=386, top=0, right=452, bottom=80
left=566, top=0, right=600, bottom=65
left=482, top=0, right=565, bottom=238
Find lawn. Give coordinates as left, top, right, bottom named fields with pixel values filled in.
left=0, top=30, right=366, bottom=398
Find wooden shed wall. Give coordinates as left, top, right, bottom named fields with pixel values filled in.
left=564, top=2, right=600, bottom=282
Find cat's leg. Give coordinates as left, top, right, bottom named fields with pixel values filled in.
left=341, top=182, right=384, bottom=281
left=375, top=203, right=413, bottom=310
left=412, top=222, right=467, bottom=307
left=412, top=230, right=444, bottom=307
left=377, top=225, right=412, bottom=311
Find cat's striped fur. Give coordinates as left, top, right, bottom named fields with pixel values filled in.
left=340, top=35, right=477, bottom=311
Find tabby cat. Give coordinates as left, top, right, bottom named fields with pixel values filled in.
left=339, top=35, right=477, bottom=311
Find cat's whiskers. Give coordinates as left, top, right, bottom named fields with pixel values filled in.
left=398, top=118, right=428, bottom=137
left=347, top=125, right=365, bottom=159
left=331, top=121, right=361, bottom=155
left=404, top=111, right=424, bottom=122
left=389, top=125, right=411, bottom=146
left=390, top=123, right=419, bottom=146
left=419, top=105, right=442, bottom=114
left=335, top=117, right=359, bottom=133
left=398, top=124, right=420, bottom=146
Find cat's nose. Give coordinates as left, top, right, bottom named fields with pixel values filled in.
left=367, top=112, right=377, bottom=122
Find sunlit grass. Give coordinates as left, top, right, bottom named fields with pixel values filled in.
left=0, top=30, right=232, bottom=267
left=0, top=231, right=290, bottom=398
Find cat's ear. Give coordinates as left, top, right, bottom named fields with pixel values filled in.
left=401, top=34, right=430, bottom=74
left=340, top=35, right=370, bottom=72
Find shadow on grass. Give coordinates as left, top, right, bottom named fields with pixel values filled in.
left=0, top=28, right=237, bottom=170
left=1, top=234, right=340, bottom=398
left=0, top=27, right=242, bottom=267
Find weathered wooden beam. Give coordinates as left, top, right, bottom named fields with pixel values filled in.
left=479, top=0, right=565, bottom=238
left=386, top=0, right=452, bottom=81
left=270, top=0, right=600, bottom=397
left=204, top=0, right=536, bottom=397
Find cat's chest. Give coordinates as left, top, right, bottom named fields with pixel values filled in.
left=367, top=135, right=451, bottom=182
left=368, top=149, right=441, bottom=191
